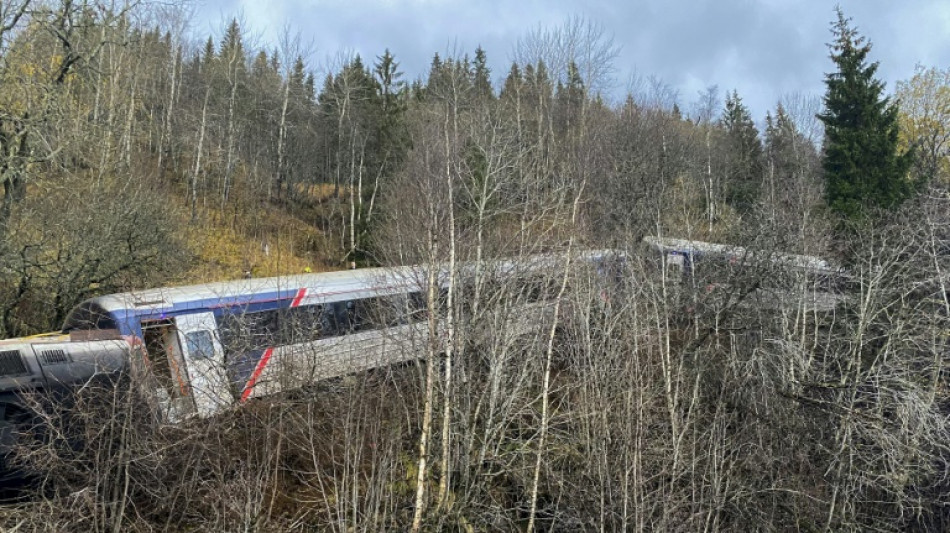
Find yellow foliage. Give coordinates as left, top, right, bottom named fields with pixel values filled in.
left=17, top=165, right=339, bottom=287
left=662, top=172, right=737, bottom=241
left=294, top=182, right=350, bottom=202
left=179, top=204, right=335, bottom=284
left=896, top=65, right=950, bottom=183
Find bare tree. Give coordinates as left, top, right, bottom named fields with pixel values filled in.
left=513, top=15, right=619, bottom=100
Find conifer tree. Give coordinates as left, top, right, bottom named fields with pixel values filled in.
left=373, top=49, right=410, bottom=195
left=472, top=46, right=493, bottom=102
left=721, top=90, right=763, bottom=212
left=818, top=9, right=913, bottom=221
left=763, top=102, right=821, bottom=223
left=500, top=63, right=522, bottom=101
left=425, top=53, right=444, bottom=98
left=200, top=36, right=215, bottom=74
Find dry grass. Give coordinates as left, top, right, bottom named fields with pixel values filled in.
left=179, top=205, right=338, bottom=283
left=294, top=182, right=349, bottom=203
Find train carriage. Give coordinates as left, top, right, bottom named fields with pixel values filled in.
left=0, top=249, right=621, bottom=437
left=60, top=265, right=432, bottom=420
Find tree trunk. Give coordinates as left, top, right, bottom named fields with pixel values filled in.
left=191, top=87, right=211, bottom=223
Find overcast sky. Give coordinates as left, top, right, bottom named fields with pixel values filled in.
left=191, top=0, right=950, bottom=122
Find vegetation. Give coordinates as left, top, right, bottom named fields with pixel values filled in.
left=0, top=2, right=948, bottom=532
left=818, top=9, right=914, bottom=222
left=895, top=65, right=950, bottom=185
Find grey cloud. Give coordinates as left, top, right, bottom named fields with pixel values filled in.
left=196, top=0, right=949, bottom=121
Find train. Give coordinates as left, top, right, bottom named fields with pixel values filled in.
left=642, top=236, right=842, bottom=279
left=0, top=250, right=622, bottom=452
left=0, top=239, right=841, bottom=436
left=0, top=237, right=841, bottom=465
left=641, top=235, right=847, bottom=312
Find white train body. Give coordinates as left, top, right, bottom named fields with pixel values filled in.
left=0, top=251, right=618, bottom=431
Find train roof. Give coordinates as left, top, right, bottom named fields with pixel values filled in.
left=84, top=264, right=417, bottom=315
left=75, top=249, right=620, bottom=316
left=643, top=236, right=841, bottom=275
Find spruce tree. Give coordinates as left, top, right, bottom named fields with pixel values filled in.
left=472, top=46, right=493, bottom=102
left=721, top=90, right=763, bottom=212
left=500, top=62, right=522, bottom=101
left=818, top=9, right=913, bottom=221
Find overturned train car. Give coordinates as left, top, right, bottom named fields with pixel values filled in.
left=0, top=332, right=130, bottom=453
left=0, top=251, right=622, bottom=466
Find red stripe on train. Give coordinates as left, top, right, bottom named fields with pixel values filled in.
left=291, top=287, right=307, bottom=308
left=241, top=347, right=274, bottom=401
left=241, top=288, right=307, bottom=402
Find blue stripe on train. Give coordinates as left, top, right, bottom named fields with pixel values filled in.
left=110, top=290, right=302, bottom=397
left=114, top=289, right=296, bottom=336
left=104, top=289, right=308, bottom=398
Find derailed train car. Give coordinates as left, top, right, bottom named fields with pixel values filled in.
left=0, top=332, right=130, bottom=451
left=0, top=250, right=622, bottom=464
left=642, top=236, right=842, bottom=280
left=641, top=235, right=847, bottom=312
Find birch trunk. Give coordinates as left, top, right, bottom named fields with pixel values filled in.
left=222, top=58, right=240, bottom=206
left=527, top=181, right=585, bottom=533
left=437, top=96, right=457, bottom=511
left=191, top=87, right=211, bottom=223
left=275, top=76, right=291, bottom=202
left=411, top=234, right=441, bottom=532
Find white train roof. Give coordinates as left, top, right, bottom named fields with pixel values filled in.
left=86, top=265, right=418, bottom=314
left=83, top=250, right=619, bottom=314
left=643, top=236, right=841, bottom=275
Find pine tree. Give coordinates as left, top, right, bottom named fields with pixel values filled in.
left=218, top=19, right=245, bottom=68
left=472, top=46, right=493, bottom=102
left=721, top=90, right=763, bottom=212
left=374, top=49, right=404, bottom=108
left=500, top=62, right=522, bottom=101
left=764, top=102, right=820, bottom=221
left=200, top=36, right=214, bottom=74
left=554, top=61, right=585, bottom=138
left=818, top=8, right=913, bottom=221
left=373, top=49, right=409, bottom=180
left=425, top=53, right=443, bottom=98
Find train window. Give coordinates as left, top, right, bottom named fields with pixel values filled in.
left=318, top=301, right=351, bottom=336
left=321, top=302, right=343, bottom=335
left=518, top=275, right=548, bottom=303
left=331, top=300, right=372, bottom=333
left=254, top=310, right=280, bottom=346
left=375, top=294, right=421, bottom=326
left=218, top=308, right=282, bottom=352
left=376, top=295, right=402, bottom=326
left=280, top=305, right=324, bottom=344
left=216, top=312, right=242, bottom=354
left=353, top=299, right=375, bottom=331
left=319, top=297, right=413, bottom=335
left=221, top=296, right=421, bottom=347
left=408, top=291, right=427, bottom=322
left=62, top=302, right=118, bottom=332
left=315, top=305, right=336, bottom=337
left=185, top=331, right=215, bottom=360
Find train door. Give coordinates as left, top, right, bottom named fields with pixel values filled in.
left=175, top=312, right=232, bottom=417
left=141, top=319, right=196, bottom=420
left=665, top=252, right=687, bottom=280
